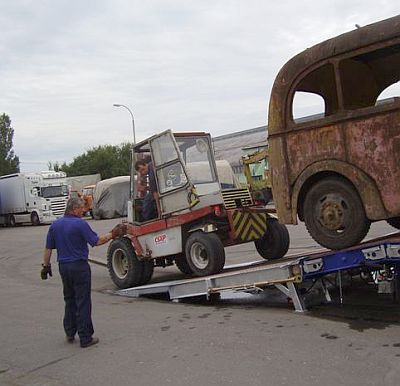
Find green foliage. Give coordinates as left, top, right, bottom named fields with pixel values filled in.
left=0, top=113, right=20, bottom=176
left=57, top=143, right=131, bottom=179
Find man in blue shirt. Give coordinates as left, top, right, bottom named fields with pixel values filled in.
left=42, top=197, right=126, bottom=348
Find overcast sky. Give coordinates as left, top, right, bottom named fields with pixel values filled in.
left=1, top=0, right=399, bottom=173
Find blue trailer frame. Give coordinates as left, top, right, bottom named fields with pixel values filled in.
left=114, top=232, right=400, bottom=312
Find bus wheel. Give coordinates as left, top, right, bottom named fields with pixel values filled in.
left=254, top=218, right=289, bottom=260
left=304, top=176, right=370, bottom=250
left=185, top=232, right=225, bottom=276
left=387, top=217, right=400, bottom=230
left=107, top=238, right=147, bottom=289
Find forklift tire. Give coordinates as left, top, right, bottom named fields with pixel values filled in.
left=140, top=260, right=154, bottom=285
left=254, top=218, right=289, bottom=260
left=175, top=254, right=193, bottom=275
left=185, top=232, right=225, bottom=276
left=107, top=237, right=146, bottom=289
left=387, top=217, right=400, bottom=230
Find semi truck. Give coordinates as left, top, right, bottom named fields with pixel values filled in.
left=0, top=173, right=54, bottom=226
left=33, top=171, right=69, bottom=217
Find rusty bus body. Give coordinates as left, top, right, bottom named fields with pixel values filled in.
left=268, top=15, right=400, bottom=250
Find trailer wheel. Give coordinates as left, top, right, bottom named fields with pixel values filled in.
left=185, top=232, right=225, bottom=276
left=304, top=176, right=371, bottom=250
left=107, top=237, right=147, bottom=289
left=175, top=254, right=193, bottom=275
left=387, top=217, right=400, bottom=230
left=31, top=212, right=40, bottom=226
left=254, top=218, right=289, bottom=260
left=8, top=215, right=16, bottom=227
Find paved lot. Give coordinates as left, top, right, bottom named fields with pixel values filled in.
left=1, top=218, right=400, bottom=386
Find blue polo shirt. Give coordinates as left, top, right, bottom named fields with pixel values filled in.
left=46, top=215, right=99, bottom=263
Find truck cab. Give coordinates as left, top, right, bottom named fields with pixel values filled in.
left=35, top=171, right=69, bottom=217
left=107, top=130, right=289, bottom=289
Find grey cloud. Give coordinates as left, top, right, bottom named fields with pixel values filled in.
left=1, top=0, right=399, bottom=172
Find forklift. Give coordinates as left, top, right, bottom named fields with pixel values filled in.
left=107, top=130, right=289, bottom=289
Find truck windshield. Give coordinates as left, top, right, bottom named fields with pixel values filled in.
left=41, top=185, right=69, bottom=198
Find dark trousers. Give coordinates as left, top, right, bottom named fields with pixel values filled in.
left=142, top=192, right=157, bottom=221
left=59, top=260, right=94, bottom=345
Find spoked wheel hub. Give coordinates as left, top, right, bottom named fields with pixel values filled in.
left=318, top=196, right=345, bottom=231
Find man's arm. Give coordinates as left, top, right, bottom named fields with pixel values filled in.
left=96, top=232, right=113, bottom=246
left=43, top=248, right=52, bottom=266
left=41, top=248, right=53, bottom=279
left=153, top=191, right=161, bottom=218
left=96, top=223, right=128, bottom=246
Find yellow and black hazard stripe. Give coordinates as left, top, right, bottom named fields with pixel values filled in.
left=231, top=210, right=267, bottom=242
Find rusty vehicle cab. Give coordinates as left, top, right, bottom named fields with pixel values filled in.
left=106, top=130, right=289, bottom=289
left=268, top=15, right=400, bottom=250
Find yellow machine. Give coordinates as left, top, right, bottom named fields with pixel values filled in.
left=241, top=148, right=272, bottom=204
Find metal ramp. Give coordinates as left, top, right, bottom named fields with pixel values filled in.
left=114, top=232, right=400, bottom=312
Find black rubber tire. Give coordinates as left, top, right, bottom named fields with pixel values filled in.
left=140, top=260, right=154, bottom=285
left=8, top=215, right=16, bottom=227
left=175, top=254, right=193, bottom=275
left=254, top=218, right=289, bottom=260
left=387, top=217, right=400, bottom=230
left=107, top=237, right=145, bottom=289
left=303, top=176, right=371, bottom=250
left=185, top=232, right=225, bottom=276
left=31, top=212, right=40, bottom=226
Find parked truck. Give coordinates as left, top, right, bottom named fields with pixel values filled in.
left=0, top=173, right=54, bottom=226
left=32, top=171, right=69, bottom=217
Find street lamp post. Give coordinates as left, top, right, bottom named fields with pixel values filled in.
left=113, top=104, right=136, bottom=144
left=113, top=103, right=137, bottom=221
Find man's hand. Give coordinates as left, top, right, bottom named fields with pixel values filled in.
left=41, top=264, right=52, bottom=280
left=111, top=223, right=127, bottom=239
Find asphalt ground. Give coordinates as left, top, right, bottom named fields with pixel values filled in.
left=0, top=218, right=399, bottom=386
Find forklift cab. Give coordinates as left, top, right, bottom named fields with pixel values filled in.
left=128, top=130, right=222, bottom=223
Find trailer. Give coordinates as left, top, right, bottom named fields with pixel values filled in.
left=0, top=173, right=54, bottom=226
left=113, top=232, right=400, bottom=312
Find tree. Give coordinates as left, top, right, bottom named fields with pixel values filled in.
left=57, top=143, right=131, bottom=179
left=0, top=113, right=20, bottom=176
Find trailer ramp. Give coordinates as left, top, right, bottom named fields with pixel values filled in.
left=115, top=233, right=400, bottom=312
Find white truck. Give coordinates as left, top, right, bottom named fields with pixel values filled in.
left=33, top=171, right=69, bottom=217
left=0, top=173, right=54, bottom=226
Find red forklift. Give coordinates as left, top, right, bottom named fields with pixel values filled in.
left=107, top=130, right=289, bottom=289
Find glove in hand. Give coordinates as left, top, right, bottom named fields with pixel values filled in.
left=111, top=223, right=127, bottom=239
left=41, top=264, right=52, bottom=280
